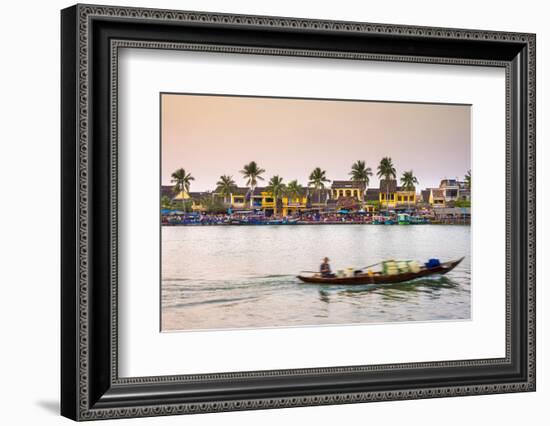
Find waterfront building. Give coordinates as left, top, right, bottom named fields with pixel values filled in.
left=439, top=178, right=470, bottom=202
left=259, top=189, right=276, bottom=215
left=282, top=189, right=308, bottom=217
left=308, top=188, right=331, bottom=212
left=439, top=179, right=460, bottom=203
left=164, top=174, right=469, bottom=216
left=379, top=179, right=416, bottom=209
left=331, top=180, right=363, bottom=200
left=190, top=194, right=211, bottom=212
left=395, top=188, right=417, bottom=208
left=420, top=189, right=431, bottom=205
left=364, top=188, right=380, bottom=213
left=172, top=190, right=212, bottom=212
left=172, top=189, right=191, bottom=202
left=428, top=188, right=446, bottom=207
left=227, top=187, right=302, bottom=216
left=228, top=187, right=269, bottom=211
left=228, top=187, right=248, bottom=210
left=335, top=195, right=361, bottom=211
left=328, top=180, right=364, bottom=212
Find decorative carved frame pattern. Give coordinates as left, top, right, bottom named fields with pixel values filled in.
left=61, top=3, right=536, bottom=421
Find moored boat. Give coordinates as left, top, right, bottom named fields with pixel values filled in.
left=409, top=216, right=430, bottom=224
left=297, top=257, right=464, bottom=285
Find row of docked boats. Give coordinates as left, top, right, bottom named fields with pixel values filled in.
left=227, top=217, right=300, bottom=225
left=162, top=215, right=431, bottom=226
left=372, top=214, right=430, bottom=225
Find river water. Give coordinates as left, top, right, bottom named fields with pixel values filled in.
left=161, top=225, right=471, bottom=331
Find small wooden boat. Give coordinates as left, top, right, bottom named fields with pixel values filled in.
left=297, top=257, right=464, bottom=285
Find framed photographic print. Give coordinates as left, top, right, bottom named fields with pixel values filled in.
left=61, top=4, right=536, bottom=421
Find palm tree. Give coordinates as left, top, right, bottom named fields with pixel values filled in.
left=286, top=180, right=304, bottom=215
left=377, top=157, right=396, bottom=211
left=171, top=168, right=194, bottom=195
left=465, top=170, right=471, bottom=190
left=400, top=170, right=419, bottom=209
left=216, top=175, right=237, bottom=204
left=286, top=180, right=303, bottom=203
left=266, top=175, right=286, bottom=217
left=240, top=161, right=265, bottom=208
left=308, top=167, right=331, bottom=205
left=171, top=168, right=194, bottom=212
left=349, top=160, right=373, bottom=208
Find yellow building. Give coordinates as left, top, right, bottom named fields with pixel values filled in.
left=260, top=189, right=309, bottom=217
left=379, top=180, right=416, bottom=209
left=395, top=190, right=416, bottom=205
left=228, top=188, right=278, bottom=215
left=260, top=191, right=276, bottom=213
left=331, top=180, right=364, bottom=200
left=281, top=193, right=308, bottom=217
left=229, top=189, right=248, bottom=210
left=227, top=187, right=309, bottom=216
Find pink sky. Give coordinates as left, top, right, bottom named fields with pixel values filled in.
left=161, top=94, right=470, bottom=191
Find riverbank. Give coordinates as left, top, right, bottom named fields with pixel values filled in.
left=162, top=220, right=471, bottom=226
left=162, top=209, right=470, bottom=226
left=162, top=223, right=470, bottom=226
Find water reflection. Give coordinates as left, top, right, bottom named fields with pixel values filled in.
left=317, top=276, right=457, bottom=298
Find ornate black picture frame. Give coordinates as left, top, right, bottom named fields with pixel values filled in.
left=61, top=4, right=536, bottom=421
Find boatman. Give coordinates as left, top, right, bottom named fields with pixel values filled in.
left=320, top=257, right=335, bottom=278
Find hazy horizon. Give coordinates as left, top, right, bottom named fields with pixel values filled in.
left=161, top=94, right=471, bottom=192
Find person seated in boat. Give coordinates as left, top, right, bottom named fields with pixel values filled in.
left=320, top=257, right=335, bottom=278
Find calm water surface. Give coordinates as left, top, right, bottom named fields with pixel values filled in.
left=161, top=225, right=470, bottom=331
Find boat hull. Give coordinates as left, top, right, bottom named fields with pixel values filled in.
left=297, top=258, right=464, bottom=285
